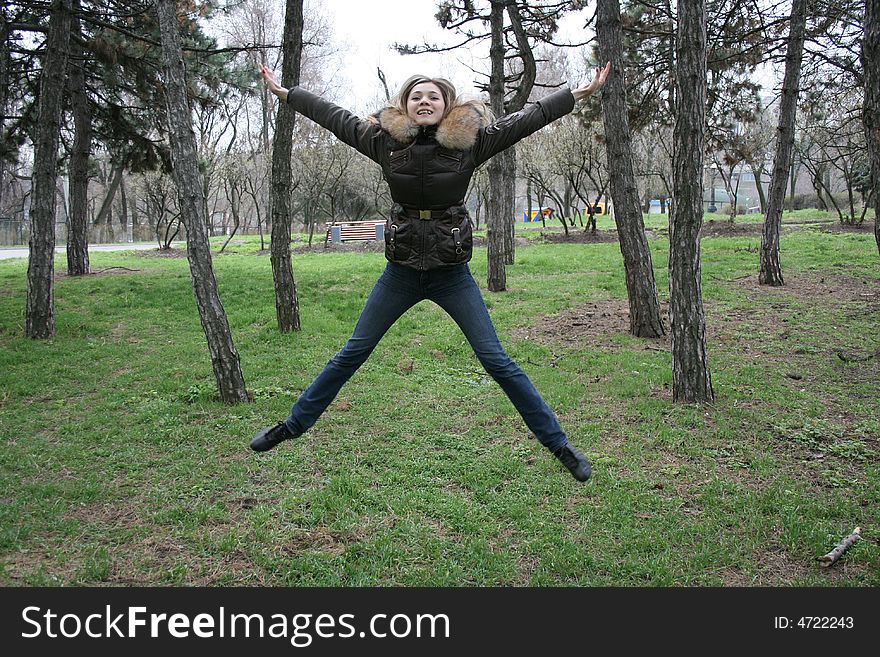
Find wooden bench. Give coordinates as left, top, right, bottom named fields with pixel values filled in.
left=324, top=220, right=385, bottom=247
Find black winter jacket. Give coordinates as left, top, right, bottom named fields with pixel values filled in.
left=287, top=86, right=576, bottom=270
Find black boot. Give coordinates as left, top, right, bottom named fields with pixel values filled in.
left=552, top=443, right=592, bottom=482
left=250, top=422, right=299, bottom=452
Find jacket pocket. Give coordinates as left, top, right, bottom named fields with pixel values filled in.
left=436, top=148, right=462, bottom=172
left=385, top=204, right=415, bottom=263
left=388, top=149, right=411, bottom=172
left=434, top=207, right=473, bottom=264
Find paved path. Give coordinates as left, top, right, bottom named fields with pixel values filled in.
left=0, top=243, right=183, bottom=260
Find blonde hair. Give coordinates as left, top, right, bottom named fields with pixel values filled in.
left=368, top=74, right=492, bottom=124
left=395, top=75, right=458, bottom=119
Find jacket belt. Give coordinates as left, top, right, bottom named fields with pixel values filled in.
left=401, top=206, right=449, bottom=220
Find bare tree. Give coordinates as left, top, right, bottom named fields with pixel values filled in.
left=222, top=0, right=282, bottom=252
left=156, top=0, right=248, bottom=404
left=760, top=0, right=807, bottom=286
left=555, top=120, right=610, bottom=234
left=739, top=107, right=776, bottom=212
left=597, top=0, right=666, bottom=338
left=139, top=171, right=179, bottom=249
left=92, top=162, right=126, bottom=234
left=633, top=124, right=675, bottom=216
left=670, top=0, right=713, bottom=403
left=26, top=0, right=71, bottom=339
left=865, top=0, right=880, bottom=254
left=799, top=90, right=869, bottom=225
left=518, top=132, right=570, bottom=235
left=220, top=156, right=246, bottom=252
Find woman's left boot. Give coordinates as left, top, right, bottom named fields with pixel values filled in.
left=552, top=443, right=592, bottom=481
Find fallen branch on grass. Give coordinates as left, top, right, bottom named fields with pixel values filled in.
left=93, top=267, right=141, bottom=274
left=817, top=527, right=861, bottom=567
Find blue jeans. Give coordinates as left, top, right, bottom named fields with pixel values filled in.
left=285, top=263, right=568, bottom=452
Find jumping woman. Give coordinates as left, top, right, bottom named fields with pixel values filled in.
left=252, top=61, right=611, bottom=482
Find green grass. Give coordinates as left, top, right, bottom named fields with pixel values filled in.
left=1, top=214, right=878, bottom=586
left=513, top=206, right=874, bottom=234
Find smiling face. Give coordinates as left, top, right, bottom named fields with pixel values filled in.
left=406, top=82, right=446, bottom=126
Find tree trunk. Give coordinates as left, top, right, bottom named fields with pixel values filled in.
left=93, top=163, right=125, bottom=234
left=502, top=149, right=516, bottom=265
left=499, top=1, right=537, bottom=267
left=597, top=0, right=665, bottom=338
left=486, top=0, right=507, bottom=292
left=761, top=0, right=807, bottom=285
left=0, top=20, right=10, bottom=217
left=269, top=0, right=304, bottom=331
left=26, top=0, right=71, bottom=339
left=220, top=179, right=241, bottom=253
left=67, top=0, right=90, bottom=276
left=526, top=177, right=533, bottom=225
left=133, top=193, right=143, bottom=240
left=120, top=175, right=131, bottom=241
left=811, top=163, right=828, bottom=210
left=670, top=0, right=714, bottom=403
left=156, top=0, right=248, bottom=404
left=864, top=0, right=880, bottom=255
left=750, top=163, right=767, bottom=211
left=787, top=159, right=798, bottom=210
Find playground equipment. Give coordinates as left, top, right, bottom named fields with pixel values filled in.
left=522, top=207, right=556, bottom=222
left=522, top=204, right=608, bottom=222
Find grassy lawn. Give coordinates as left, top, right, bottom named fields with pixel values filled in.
left=0, top=214, right=877, bottom=586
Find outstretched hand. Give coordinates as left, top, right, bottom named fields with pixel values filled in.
left=572, top=61, right=611, bottom=101
left=259, top=63, right=288, bottom=101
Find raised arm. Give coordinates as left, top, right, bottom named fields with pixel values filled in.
left=471, top=62, right=611, bottom=166
left=260, top=64, right=383, bottom=163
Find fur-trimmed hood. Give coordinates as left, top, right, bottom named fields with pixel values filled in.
left=372, top=102, right=491, bottom=151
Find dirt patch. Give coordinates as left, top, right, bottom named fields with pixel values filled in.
left=699, top=219, right=767, bottom=238
left=294, top=241, right=385, bottom=254
left=283, top=527, right=362, bottom=557
left=64, top=501, right=144, bottom=527
left=699, top=218, right=875, bottom=238
left=813, top=221, right=877, bottom=235
left=511, top=298, right=666, bottom=347
left=513, top=271, right=878, bottom=348
left=531, top=228, right=621, bottom=245
left=731, top=270, right=879, bottom=307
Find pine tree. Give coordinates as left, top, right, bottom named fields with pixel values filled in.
left=26, top=0, right=71, bottom=339
left=156, top=0, right=249, bottom=404
left=670, top=0, right=714, bottom=402
left=760, top=0, right=807, bottom=285
left=862, top=0, right=880, bottom=255
left=596, top=0, right=666, bottom=339
left=269, top=0, right=303, bottom=332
